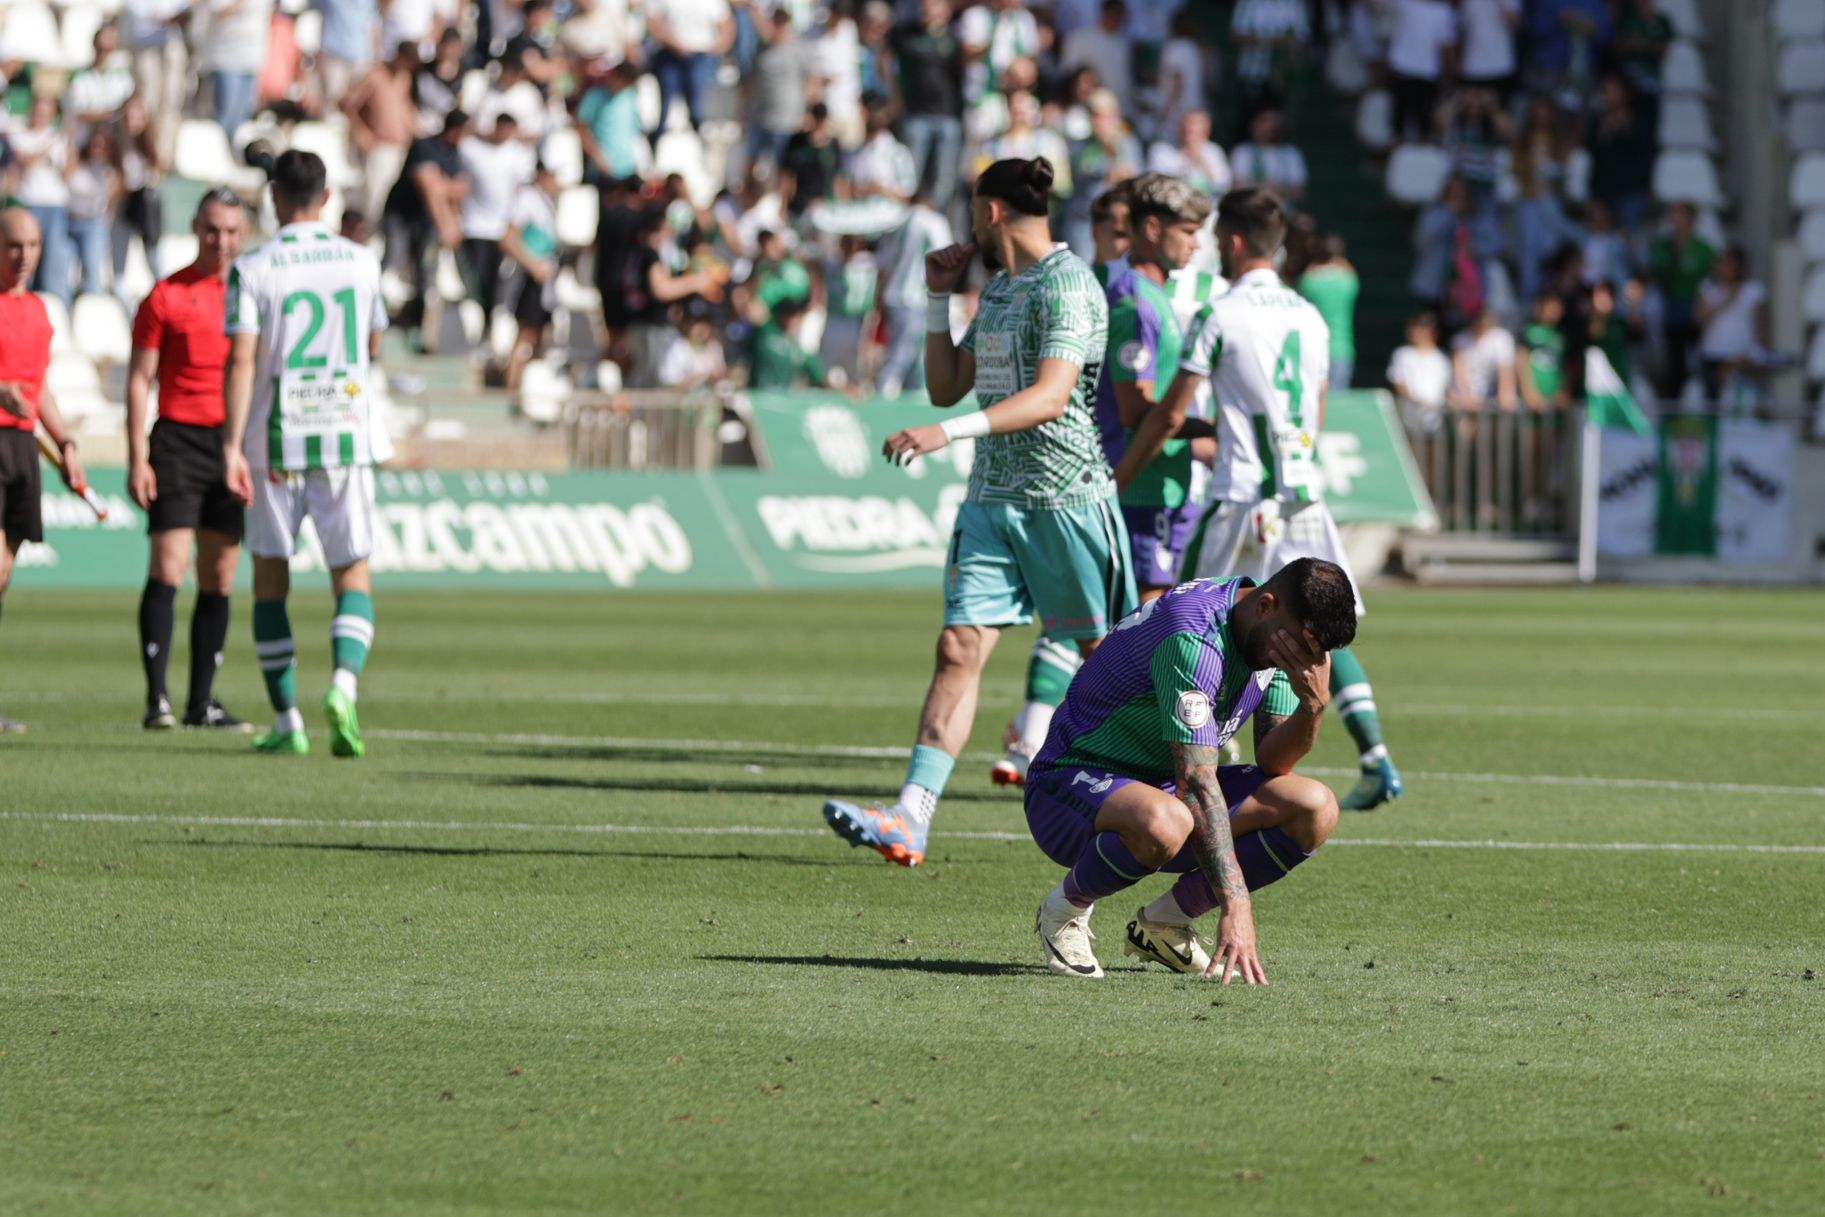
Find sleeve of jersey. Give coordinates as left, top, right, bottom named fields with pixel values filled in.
left=1261, top=670, right=1299, bottom=717
left=1179, top=308, right=1221, bottom=377
left=1150, top=630, right=1226, bottom=748
left=1037, top=271, right=1102, bottom=368
left=1109, top=296, right=1159, bottom=385
left=131, top=287, right=163, bottom=351
left=224, top=261, right=259, bottom=336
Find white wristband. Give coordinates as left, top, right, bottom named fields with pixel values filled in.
left=925, top=293, right=953, bottom=333
left=940, top=412, right=992, bottom=443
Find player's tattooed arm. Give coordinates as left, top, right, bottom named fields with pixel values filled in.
left=1253, top=711, right=1290, bottom=755
left=1171, top=742, right=1249, bottom=911
left=1170, top=741, right=1266, bottom=984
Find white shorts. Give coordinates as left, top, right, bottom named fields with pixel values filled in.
left=1186, top=497, right=1367, bottom=617
left=247, top=466, right=378, bottom=569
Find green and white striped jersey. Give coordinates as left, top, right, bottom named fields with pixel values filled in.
left=226, top=221, right=391, bottom=472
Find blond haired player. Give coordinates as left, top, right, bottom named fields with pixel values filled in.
left=223, top=151, right=390, bottom=758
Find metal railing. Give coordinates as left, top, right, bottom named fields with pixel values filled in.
left=564, top=390, right=725, bottom=470
left=1404, top=405, right=1579, bottom=536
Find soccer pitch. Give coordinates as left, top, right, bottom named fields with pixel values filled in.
left=3, top=585, right=1822, bottom=1216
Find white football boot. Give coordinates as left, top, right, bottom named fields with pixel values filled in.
left=1123, top=908, right=1213, bottom=975
left=1036, top=888, right=1103, bottom=979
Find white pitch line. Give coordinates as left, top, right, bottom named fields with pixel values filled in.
left=4, top=811, right=1825, bottom=855
left=362, top=728, right=1825, bottom=799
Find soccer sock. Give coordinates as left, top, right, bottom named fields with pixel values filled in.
left=898, top=744, right=954, bottom=824
left=186, top=592, right=231, bottom=714
left=1330, top=647, right=1389, bottom=769
left=1060, top=832, right=1152, bottom=909
left=1016, top=636, right=1080, bottom=752
left=252, top=599, right=299, bottom=726
left=1168, top=827, right=1316, bottom=919
left=330, top=590, right=376, bottom=701
left=138, top=580, right=176, bottom=703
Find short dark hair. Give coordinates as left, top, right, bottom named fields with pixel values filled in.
left=270, top=149, right=327, bottom=210
left=1090, top=181, right=1133, bottom=224
left=442, top=109, right=471, bottom=134
left=1216, top=186, right=1287, bottom=258
left=1266, top=558, right=1358, bottom=652
left=975, top=156, right=1054, bottom=218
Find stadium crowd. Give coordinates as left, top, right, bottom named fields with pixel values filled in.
left=0, top=0, right=1768, bottom=416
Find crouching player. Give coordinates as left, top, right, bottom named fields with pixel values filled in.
left=1024, top=558, right=1356, bottom=983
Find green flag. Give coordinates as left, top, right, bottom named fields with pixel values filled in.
left=1654, top=413, right=1718, bottom=555
left=1584, top=348, right=1651, bottom=435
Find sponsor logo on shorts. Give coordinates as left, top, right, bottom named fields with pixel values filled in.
left=1070, top=771, right=1115, bottom=795
left=1176, top=690, right=1212, bottom=729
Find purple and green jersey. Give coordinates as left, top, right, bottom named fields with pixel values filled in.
left=1095, top=267, right=1192, bottom=509
left=1032, top=577, right=1298, bottom=784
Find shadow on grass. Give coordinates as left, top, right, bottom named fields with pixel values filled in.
left=479, top=746, right=902, bottom=771
left=155, top=840, right=874, bottom=866
left=454, top=773, right=1011, bottom=803
left=700, top=953, right=1049, bottom=977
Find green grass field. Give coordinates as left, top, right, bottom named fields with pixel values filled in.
left=3, top=585, right=1823, bottom=1216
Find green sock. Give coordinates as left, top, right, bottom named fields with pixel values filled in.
left=1330, top=647, right=1388, bottom=768
left=1016, top=636, right=1081, bottom=750
left=252, top=599, right=297, bottom=715
left=331, top=590, right=376, bottom=681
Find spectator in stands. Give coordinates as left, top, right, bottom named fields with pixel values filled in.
left=623, top=206, right=722, bottom=388
left=317, top=0, right=381, bottom=110
left=1298, top=233, right=1358, bottom=389
left=339, top=208, right=373, bottom=245
left=849, top=97, right=920, bottom=204
left=1586, top=72, right=1655, bottom=232
left=1517, top=290, right=1570, bottom=413
left=1409, top=176, right=1502, bottom=333
left=810, top=3, right=867, bottom=149
left=658, top=302, right=730, bottom=391
left=1456, top=0, right=1521, bottom=100
left=1611, top=0, right=1675, bottom=97
left=859, top=3, right=897, bottom=101
left=1061, top=2, right=1134, bottom=116
left=67, top=23, right=137, bottom=147
left=1389, top=310, right=1453, bottom=483
left=12, top=97, right=74, bottom=310
left=1147, top=110, right=1229, bottom=197
left=110, top=95, right=164, bottom=283
left=1230, top=0, right=1309, bottom=114
left=749, top=295, right=833, bottom=389
left=742, top=229, right=813, bottom=328
left=1228, top=105, right=1305, bottom=202
left=1089, top=179, right=1135, bottom=275
left=500, top=162, right=561, bottom=392
left=384, top=109, right=470, bottom=342
left=1063, top=89, right=1142, bottom=260
left=123, top=0, right=187, bottom=157
left=820, top=233, right=878, bottom=389
left=1452, top=306, right=1518, bottom=411
left=958, top=0, right=1041, bottom=104
left=893, top=0, right=966, bottom=209
left=964, top=55, right=1039, bottom=148
left=578, top=62, right=643, bottom=184
left=1508, top=96, right=1581, bottom=302
left=1522, top=0, right=1611, bottom=105
left=563, top=0, right=639, bottom=64
left=1579, top=198, right=1632, bottom=291
left=66, top=129, right=123, bottom=303
left=1647, top=200, right=1713, bottom=398
left=875, top=187, right=952, bottom=397
left=344, top=43, right=423, bottom=225
left=1694, top=247, right=1770, bottom=408
left=203, top=0, right=274, bottom=137
left=981, top=92, right=1071, bottom=203
left=504, top=0, right=564, bottom=91
left=1436, top=87, right=1511, bottom=214
left=748, top=8, right=810, bottom=174
left=1385, top=0, right=1459, bottom=143
left=383, top=0, right=447, bottom=56
left=645, top=0, right=736, bottom=146
left=415, top=29, right=468, bottom=118
left=596, top=175, right=646, bottom=370
left=479, top=49, right=549, bottom=144
left=782, top=104, right=843, bottom=218
left=1155, top=9, right=1208, bottom=144
left=458, top=112, right=536, bottom=322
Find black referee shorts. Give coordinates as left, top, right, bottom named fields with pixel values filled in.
left=0, top=426, right=43, bottom=544
left=147, top=419, right=244, bottom=540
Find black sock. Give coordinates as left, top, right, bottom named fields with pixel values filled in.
left=188, top=592, right=232, bottom=715
left=138, top=580, right=177, bottom=704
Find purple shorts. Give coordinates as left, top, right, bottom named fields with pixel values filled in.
left=1122, top=502, right=1199, bottom=588
left=1024, top=763, right=1271, bottom=871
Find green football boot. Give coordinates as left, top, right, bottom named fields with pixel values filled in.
left=324, top=687, right=365, bottom=759
left=253, top=728, right=310, bottom=755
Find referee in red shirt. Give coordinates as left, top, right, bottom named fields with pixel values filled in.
left=126, top=189, right=253, bottom=731
left=0, top=209, right=87, bottom=732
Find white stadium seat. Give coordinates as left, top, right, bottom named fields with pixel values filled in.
left=294, top=9, right=323, bottom=56
left=1658, top=96, right=1715, bottom=151
left=1805, top=266, right=1825, bottom=323
left=1792, top=153, right=1825, bottom=208
left=1384, top=143, right=1451, bottom=207
left=543, top=126, right=585, bottom=188
left=1662, top=40, right=1710, bottom=95
left=435, top=250, right=467, bottom=303
left=71, top=294, right=133, bottom=365
left=489, top=308, right=519, bottom=363
left=1659, top=0, right=1704, bottom=41
left=1773, top=0, right=1825, bottom=41
left=1325, top=39, right=1369, bottom=96
left=37, top=292, right=72, bottom=355
left=1799, top=209, right=1825, bottom=260
left=518, top=362, right=569, bottom=425
left=175, top=119, right=235, bottom=184
left=1787, top=99, right=1825, bottom=152
left=60, top=3, right=107, bottom=73
left=0, top=4, right=65, bottom=69
left=1778, top=41, right=1825, bottom=97
left=158, top=233, right=200, bottom=274
left=556, top=186, right=599, bottom=247
left=288, top=121, right=361, bottom=190
left=46, top=356, right=102, bottom=396
left=1652, top=150, right=1722, bottom=207
left=1355, top=89, right=1394, bottom=152
left=460, top=69, right=491, bottom=115
left=117, top=237, right=155, bottom=308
